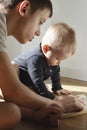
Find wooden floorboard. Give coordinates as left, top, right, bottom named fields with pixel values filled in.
left=61, top=77, right=87, bottom=86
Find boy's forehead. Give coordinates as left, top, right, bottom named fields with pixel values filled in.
left=34, top=8, right=51, bottom=18
left=36, top=8, right=50, bottom=14
left=54, top=50, right=71, bottom=60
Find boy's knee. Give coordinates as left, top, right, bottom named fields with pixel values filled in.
left=8, top=103, right=21, bottom=123
left=0, top=102, right=21, bottom=129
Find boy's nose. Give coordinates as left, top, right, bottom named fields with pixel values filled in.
left=56, top=60, right=61, bottom=65
left=35, top=30, right=40, bottom=36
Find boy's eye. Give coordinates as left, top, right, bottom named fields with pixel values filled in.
left=56, top=57, right=59, bottom=60
left=40, top=21, right=43, bottom=25
left=40, top=19, right=45, bottom=25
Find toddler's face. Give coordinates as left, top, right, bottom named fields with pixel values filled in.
left=45, top=48, right=71, bottom=66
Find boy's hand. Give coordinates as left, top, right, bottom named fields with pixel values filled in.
left=55, top=89, right=71, bottom=96
left=54, top=95, right=84, bottom=113
left=34, top=103, right=64, bottom=127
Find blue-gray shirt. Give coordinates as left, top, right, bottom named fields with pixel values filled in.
left=13, top=43, right=62, bottom=99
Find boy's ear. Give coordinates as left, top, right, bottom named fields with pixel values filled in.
left=43, top=45, right=50, bottom=53
left=18, top=0, right=30, bottom=16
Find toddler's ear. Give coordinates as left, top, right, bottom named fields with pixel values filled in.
left=17, top=0, right=30, bottom=16
left=43, top=45, right=50, bottom=53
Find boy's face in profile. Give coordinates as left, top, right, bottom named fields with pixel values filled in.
left=16, top=8, right=51, bottom=43
left=44, top=45, right=71, bottom=66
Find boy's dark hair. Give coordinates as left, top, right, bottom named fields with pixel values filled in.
left=8, top=0, right=53, bottom=17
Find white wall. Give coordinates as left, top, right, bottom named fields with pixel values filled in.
left=52, top=0, right=87, bottom=81
left=7, top=0, right=87, bottom=81
left=6, top=36, right=21, bottom=59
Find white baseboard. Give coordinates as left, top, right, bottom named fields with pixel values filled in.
left=61, top=67, right=87, bottom=81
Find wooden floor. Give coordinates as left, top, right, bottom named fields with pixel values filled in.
left=62, top=77, right=87, bottom=95
left=61, top=77, right=87, bottom=86
left=14, top=77, right=87, bottom=130
left=45, top=77, right=87, bottom=94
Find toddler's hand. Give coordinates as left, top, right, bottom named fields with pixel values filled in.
left=55, top=89, right=71, bottom=96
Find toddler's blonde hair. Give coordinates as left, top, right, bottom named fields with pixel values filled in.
left=42, top=23, right=76, bottom=55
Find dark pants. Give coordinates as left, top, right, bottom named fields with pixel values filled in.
left=19, top=68, right=34, bottom=89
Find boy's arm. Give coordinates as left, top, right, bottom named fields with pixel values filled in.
left=50, top=66, right=71, bottom=95
left=0, top=51, right=57, bottom=109
left=27, top=57, right=55, bottom=99
left=50, top=65, right=63, bottom=93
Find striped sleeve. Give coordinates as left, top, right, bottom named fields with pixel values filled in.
left=0, top=13, right=7, bottom=52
